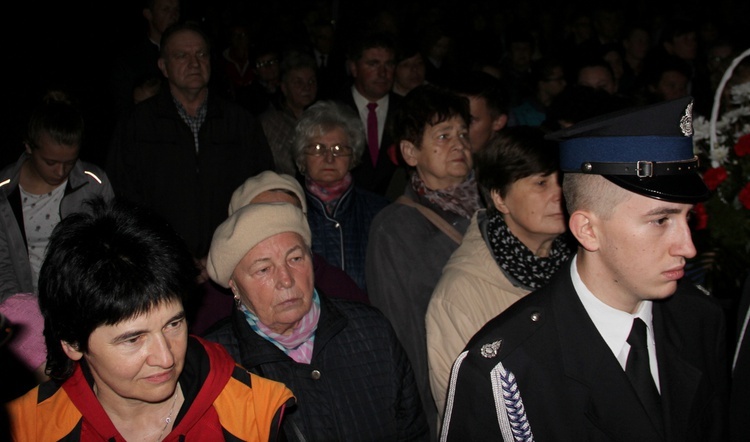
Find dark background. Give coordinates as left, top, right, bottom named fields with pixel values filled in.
left=2, top=0, right=746, bottom=168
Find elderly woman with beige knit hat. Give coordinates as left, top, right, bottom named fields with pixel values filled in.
left=189, top=171, right=367, bottom=335
left=203, top=187, right=428, bottom=441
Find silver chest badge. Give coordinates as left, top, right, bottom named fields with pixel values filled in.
left=480, top=340, right=503, bottom=358
left=680, top=101, right=693, bottom=136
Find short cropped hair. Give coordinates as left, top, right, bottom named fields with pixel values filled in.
left=562, top=173, right=631, bottom=218
left=475, top=126, right=559, bottom=203
left=39, top=198, right=198, bottom=381
left=26, top=92, right=85, bottom=148
left=160, top=21, right=211, bottom=58
left=292, top=100, right=365, bottom=174
left=449, top=70, right=509, bottom=117
left=347, top=31, right=397, bottom=62
left=394, top=84, right=470, bottom=150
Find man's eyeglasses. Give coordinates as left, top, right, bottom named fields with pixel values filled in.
left=256, top=59, right=279, bottom=69
left=304, top=143, right=353, bottom=157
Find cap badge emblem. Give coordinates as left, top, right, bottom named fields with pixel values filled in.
left=481, top=340, right=503, bottom=358
left=680, top=101, right=693, bottom=136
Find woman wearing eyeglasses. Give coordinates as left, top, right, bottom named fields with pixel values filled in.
left=365, top=84, right=481, bottom=439
left=292, top=100, right=390, bottom=292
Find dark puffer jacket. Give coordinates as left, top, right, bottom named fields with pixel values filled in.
left=305, top=184, right=389, bottom=291
left=204, top=294, right=428, bottom=442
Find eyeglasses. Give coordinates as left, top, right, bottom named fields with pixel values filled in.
left=304, top=143, right=353, bottom=157
left=256, top=59, right=279, bottom=68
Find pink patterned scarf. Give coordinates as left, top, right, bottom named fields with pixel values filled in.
left=240, top=290, right=321, bottom=364
left=306, top=174, right=353, bottom=215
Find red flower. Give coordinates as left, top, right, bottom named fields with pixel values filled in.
left=692, top=203, right=708, bottom=230
left=739, top=183, right=750, bottom=209
left=735, top=134, right=750, bottom=157
left=703, top=167, right=727, bottom=191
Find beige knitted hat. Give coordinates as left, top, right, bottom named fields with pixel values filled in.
left=228, top=170, right=307, bottom=215
left=207, top=202, right=312, bottom=288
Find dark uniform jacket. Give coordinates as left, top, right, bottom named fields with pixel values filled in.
left=441, top=261, right=728, bottom=442
left=205, top=294, right=428, bottom=442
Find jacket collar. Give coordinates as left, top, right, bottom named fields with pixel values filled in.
left=0, top=152, right=91, bottom=197
left=551, top=266, right=705, bottom=440
left=231, top=293, right=347, bottom=367
left=552, top=266, right=668, bottom=440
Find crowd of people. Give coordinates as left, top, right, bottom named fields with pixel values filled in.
left=2, top=0, right=750, bottom=440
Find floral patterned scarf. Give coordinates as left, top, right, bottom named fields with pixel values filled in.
left=410, top=170, right=481, bottom=219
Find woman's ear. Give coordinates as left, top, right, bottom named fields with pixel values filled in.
left=228, top=279, right=239, bottom=296
left=61, top=341, right=84, bottom=361
left=400, top=140, right=419, bottom=167
left=490, top=189, right=510, bottom=214
left=569, top=210, right=599, bottom=252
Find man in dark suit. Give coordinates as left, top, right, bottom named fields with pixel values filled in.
left=440, top=97, right=728, bottom=441
left=335, top=32, right=402, bottom=197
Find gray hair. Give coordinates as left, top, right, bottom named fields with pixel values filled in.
left=292, top=100, right=365, bottom=174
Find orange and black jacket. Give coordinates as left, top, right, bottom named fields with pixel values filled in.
left=5, top=336, right=295, bottom=441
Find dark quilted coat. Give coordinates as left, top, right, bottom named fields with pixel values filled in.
left=204, top=294, right=428, bottom=442
left=305, top=184, right=389, bottom=291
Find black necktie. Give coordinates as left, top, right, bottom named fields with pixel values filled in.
left=626, top=318, right=664, bottom=434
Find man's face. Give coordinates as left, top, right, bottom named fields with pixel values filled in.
left=623, top=29, right=650, bottom=60
left=63, top=300, right=187, bottom=405
left=584, top=192, right=696, bottom=313
left=510, top=42, right=532, bottom=71
left=312, top=26, right=334, bottom=54
left=666, top=32, right=697, bottom=61
left=145, top=0, right=180, bottom=36
left=255, top=53, right=280, bottom=83
left=158, top=30, right=211, bottom=94
left=350, top=47, right=396, bottom=101
left=465, top=96, right=506, bottom=152
left=230, top=232, right=315, bottom=336
left=26, top=131, right=79, bottom=188
left=282, top=67, right=317, bottom=110
left=578, top=66, right=616, bottom=94
left=394, top=53, right=425, bottom=94
left=654, top=70, right=688, bottom=101
left=539, top=66, right=568, bottom=98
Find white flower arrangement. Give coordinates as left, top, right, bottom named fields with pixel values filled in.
left=690, top=47, right=750, bottom=296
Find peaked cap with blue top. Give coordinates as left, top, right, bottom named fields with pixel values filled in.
left=546, top=96, right=710, bottom=203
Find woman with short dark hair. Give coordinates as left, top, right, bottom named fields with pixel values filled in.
left=6, top=198, right=294, bottom=441
left=366, top=84, right=481, bottom=439
left=426, top=126, right=574, bottom=414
